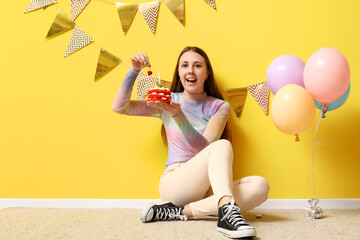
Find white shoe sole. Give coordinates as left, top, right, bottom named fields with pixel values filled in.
left=140, top=202, right=171, bottom=223
left=217, top=226, right=256, bottom=239
left=140, top=203, right=156, bottom=223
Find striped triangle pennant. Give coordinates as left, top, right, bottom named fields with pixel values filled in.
left=46, top=9, right=74, bottom=39
left=115, top=2, right=138, bottom=36
left=25, top=0, right=57, bottom=13
left=71, top=0, right=91, bottom=21
left=64, top=25, right=94, bottom=57
left=203, top=0, right=216, bottom=10
left=246, top=82, right=270, bottom=115
left=138, top=1, right=160, bottom=34
left=136, top=72, right=160, bottom=100
left=163, top=0, right=184, bottom=25
left=94, top=48, right=122, bottom=81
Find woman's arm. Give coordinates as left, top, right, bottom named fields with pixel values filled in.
left=112, top=53, right=161, bottom=117
left=173, top=101, right=231, bottom=152
left=112, top=68, right=161, bottom=117
left=150, top=100, right=231, bottom=152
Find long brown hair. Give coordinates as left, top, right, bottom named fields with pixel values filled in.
left=161, top=46, right=231, bottom=145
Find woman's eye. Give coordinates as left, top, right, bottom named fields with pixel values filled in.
left=182, top=64, right=188, bottom=68
left=195, top=64, right=201, bottom=68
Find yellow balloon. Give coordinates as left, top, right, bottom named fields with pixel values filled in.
left=271, top=84, right=316, bottom=135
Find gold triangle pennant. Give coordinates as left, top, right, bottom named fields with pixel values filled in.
left=223, top=88, right=248, bottom=119
left=25, top=0, right=57, bottom=13
left=71, top=0, right=91, bottom=21
left=64, top=25, right=94, bottom=57
left=115, top=2, right=138, bottom=36
left=246, top=82, right=270, bottom=115
left=94, top=48, right=122, bottom=81
left=203, top=0, right=216, bottom=10
left=162, top=80, right=172, bottom=89
left=163, top=0, right=184, bottom=25
left=46, top=9, right=74, bottom=39
left=138, top=1, right=160, bottom=34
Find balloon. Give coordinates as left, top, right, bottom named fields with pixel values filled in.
left=266, top=54, right=305, bottom=95
left=271, top=84, right=316, bottom=137
left=304, top=47, right=350, bottom=105
left=314, top=82, right=351, bottom=111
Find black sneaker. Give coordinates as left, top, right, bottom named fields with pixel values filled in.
left=217, top=201, right=256, bottom=239
left=140, top=202, right=188, bottom=223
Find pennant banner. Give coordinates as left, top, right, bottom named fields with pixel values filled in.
left=71, top=0, right=91, bottom=21
left=163, top=0, right=184, bottom=25
left=25, top=0, right=57, bottom=13
left=136, top=72, right=162, bottom=100
left=162, top=80, right=172, bottom=89
left=94, top=48, right=122, bottom=81
left=203, top=0, right=216, bottom=10
left=65, top=25, right=94, bottom=57
left=223, top=88, right=248, bottom=119
left=246, top=82, right=270, bottom=115
left=138, top=1, right=160, bottom=34
left=46, top=9, right=74, bottom=39
left=115, top=3, right=138, bottom=36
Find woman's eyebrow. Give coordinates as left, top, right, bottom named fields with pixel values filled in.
left=180, top=61, right=202, bottom=64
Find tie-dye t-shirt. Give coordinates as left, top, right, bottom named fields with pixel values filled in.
left=113, top=68, right=231, bottom=167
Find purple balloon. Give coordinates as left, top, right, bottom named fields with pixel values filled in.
left=267, top=55, right=305, bottom=94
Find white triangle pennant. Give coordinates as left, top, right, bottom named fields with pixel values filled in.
left=138, top=1, right=160, bottom=34
left=71, top=0, right=91, bottom=21
left=246, top=82, right=270, bottom=115
left=203, top=0, right=216, bottom=10
left=25, top=0, right=57, bottom=13
left=65, top=25, right=94, bottom=57
left=136, top=72, right=159, bottom=100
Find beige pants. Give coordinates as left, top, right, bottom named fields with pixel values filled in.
left=159, top=139, right=270, bottom=219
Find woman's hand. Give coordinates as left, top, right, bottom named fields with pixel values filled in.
left=147, top=101, right=182, bottom=117
left=131, top=52, right=151, bottom=71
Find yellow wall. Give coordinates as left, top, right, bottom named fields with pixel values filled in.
left=1, top=0, right=359, bottom=199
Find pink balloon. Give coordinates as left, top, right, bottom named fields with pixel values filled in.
left=266, top=55, right=305, bottom=95
left=304, top=47, right=350, bottom=105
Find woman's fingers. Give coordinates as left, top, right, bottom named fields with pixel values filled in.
left=139, top=52, right=151, bottom=67
left=131, top=52, right=151, bottom=70
left=170, top=101, right=180, bottom=107
left=147, top=101, right=182, bottom=117
left=136, top=52, right=150, bottom=67
left=147, top=101, right=171, bottom=111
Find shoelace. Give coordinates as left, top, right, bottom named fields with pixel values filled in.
left=154, top=206, right=188, bottom=221
left=221, top=197, right=247, bottom=227
left=168, top=213, right=188, bottom=221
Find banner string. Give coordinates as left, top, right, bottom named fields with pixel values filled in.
left=96, top=0, right=116, bottom=5
left=95, top=0, right=166, bottom=5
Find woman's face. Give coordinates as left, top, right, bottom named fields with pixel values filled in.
left=178, top=51, right=208, bottom=95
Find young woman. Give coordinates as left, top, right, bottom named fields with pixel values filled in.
left=112, top=46, right=270, bottom=239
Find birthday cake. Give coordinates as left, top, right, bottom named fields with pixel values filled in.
left=147, top=82, right=172, bottom=103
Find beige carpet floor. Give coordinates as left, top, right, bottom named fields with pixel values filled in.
left=0, top=208, right=359, bottom=240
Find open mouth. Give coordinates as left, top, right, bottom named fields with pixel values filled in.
left=186, top=78, right=197, bottom=84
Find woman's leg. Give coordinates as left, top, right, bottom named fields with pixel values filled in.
left=158, top=139, right=233, bottom=218
left=233, top=176, right=270, bottom=212
left=190, top=176, right=270, bottom=218
left=159, top=139, right=270, bottom=218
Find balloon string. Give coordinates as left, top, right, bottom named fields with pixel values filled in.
left=311, top=108, right=327, bottom=199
